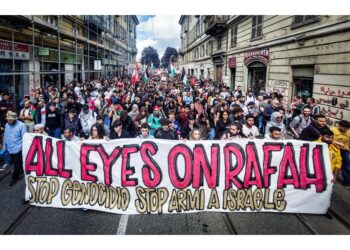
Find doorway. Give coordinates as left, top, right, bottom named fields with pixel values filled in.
left=247, top=61, right=266, bottom=95
left=292, top=66, right=314, bottom=102
left=230, top=68, right=236, bottom=91
left=216, top=65, right=223, bottom=83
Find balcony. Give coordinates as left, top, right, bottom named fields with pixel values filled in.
left=204, top=16, right=227, bottom=36
left=131, top=48, right=137, bottom=54
left=178, top=48, right=185, bottom=56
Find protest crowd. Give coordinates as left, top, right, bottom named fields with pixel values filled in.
left=0, top=66, right=349, bottom=189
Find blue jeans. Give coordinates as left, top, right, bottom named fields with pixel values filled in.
left=208, top=128, right=215, bottom=140
left=258, top=114, right=264, bottom=134
left=0, top=149, right=11, bottom=164
left=341, top=150, right=350, bottom=186
left=48, top=128, right=62, bottom=139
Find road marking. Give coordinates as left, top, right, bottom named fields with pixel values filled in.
left=116, top=215, right=129, bottom=235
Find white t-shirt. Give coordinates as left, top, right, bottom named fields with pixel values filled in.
left=242, top=124, right=260, bottom=138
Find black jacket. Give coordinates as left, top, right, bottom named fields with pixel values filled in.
left=63, top=114, right=82, bottom=136
left=46, top=110, right=61, bottom=130
left=300, top=121, right=330, bottom=141
left=109, top=129, right=131, bottom=139
left=155, top=129, right=178, bottom=140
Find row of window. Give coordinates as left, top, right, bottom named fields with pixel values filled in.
left=183, top=15, right=319, bottom=57
left=230, top=15, right=318, bottom=46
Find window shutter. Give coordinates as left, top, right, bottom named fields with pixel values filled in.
left=252, top=16, right=257, bottom=26
left=252, top=27, right=256, bottom=39
left=305, top=15, right=317, bottom=21
left=294, top=16, right=304, bottom=25
left=257, top=25, right=262, bottom=38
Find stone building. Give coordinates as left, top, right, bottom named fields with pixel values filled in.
left=178, top=15, right=350, bottom=124
left=0, top=15, right=138, bottom=105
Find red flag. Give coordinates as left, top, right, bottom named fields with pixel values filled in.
left=131, top=64, right=139, bottom=86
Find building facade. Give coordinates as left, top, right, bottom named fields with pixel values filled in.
left=178, top=15, right=350, bottom=125
left=0, top=15, right=138, bottom=105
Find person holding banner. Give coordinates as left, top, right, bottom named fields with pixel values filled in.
left=136, top=123, right=154, bottom=139
left=62, top=128, right=80, bottom=141
left=88, top=124, right=109, bottom=141
left=4, top=111, right=26, bottom=186
left=155, top=118, right=178, bottom=140
left=265, top=126, right=282, bottom=140
left=109, top=120, right=131, bottom=139
left=34, top=123, right=48, bottom=136
left=318, top=129, right=342, bottom=183
left=189, top=128, right=203, bottom=140
left=221, top=122, right=246, bottom=140
left=331, top=120, right=350, bottom=189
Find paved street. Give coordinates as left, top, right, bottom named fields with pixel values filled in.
left=1, top=164, right=349, bottom=235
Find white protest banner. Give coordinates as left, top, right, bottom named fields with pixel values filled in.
left=22, top=133, right=333, bottom=214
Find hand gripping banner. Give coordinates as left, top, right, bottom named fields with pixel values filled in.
left=22, top=133, right=333, bottom=214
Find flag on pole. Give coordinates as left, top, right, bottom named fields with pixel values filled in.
left=183, top=73, right=188, bottom=86
left=143, top=72, right=148, bottom=83
left=131, top=64, right=139, bottom=86
left=181, top=67, right=186, bottom=80
left=169, top=62, right=175, bottom=77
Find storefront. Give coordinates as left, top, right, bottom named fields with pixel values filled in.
left=39, top=48, right=83, bottom=87
left=102, top=58, right=117, bottom=79
left=0, top=40, right=30, bottom=107
left=244, top=48, right=269, bottom=95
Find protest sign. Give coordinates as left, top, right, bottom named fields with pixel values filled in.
left=23, top=133, right=333, bottom=214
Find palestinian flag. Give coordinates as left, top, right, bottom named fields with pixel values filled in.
left=169, top=63, right=175, bottom=77
left=131, top=64, right=139, bottom=86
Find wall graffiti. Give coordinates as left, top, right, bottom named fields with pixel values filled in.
left=321, top=106, right=344, bottom=120
left=316, top=97, right=349, bottom=109
left=268, top=80, right=289, bottom=89
left=320, top=87, right=350, bottom=97
left=326, top=118, right=340, bottom=127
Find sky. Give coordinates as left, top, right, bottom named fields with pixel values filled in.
left=136, top=15, right=181, bottom=62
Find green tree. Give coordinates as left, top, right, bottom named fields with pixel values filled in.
left=161, top=47, right=178, bottom=69
left=141, top=46, right=160, bottom=68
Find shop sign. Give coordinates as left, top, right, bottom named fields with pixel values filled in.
left=0, top=41, right=29, bottom=60
left=213, top=56, right=223, bottom=65
left=102, top=58, right=117, bottom=65
left=41, top=50, right=83, bottom=64
left=228, top=57, right=236, bottom=68
left=38, top=48, right=50, bottom=56
left=244, top=48, right=269, bottom=65
left=94, top=60, right=102, bottom=70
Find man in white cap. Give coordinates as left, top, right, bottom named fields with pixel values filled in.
left=3, top=111, right=26, bottom=186
left=34, top=123, right=48, bottom=136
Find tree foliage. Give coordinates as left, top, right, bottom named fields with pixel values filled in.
left=141, top=46, right=160, bottom=68
left=161, top=47, right=179, bottom=69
